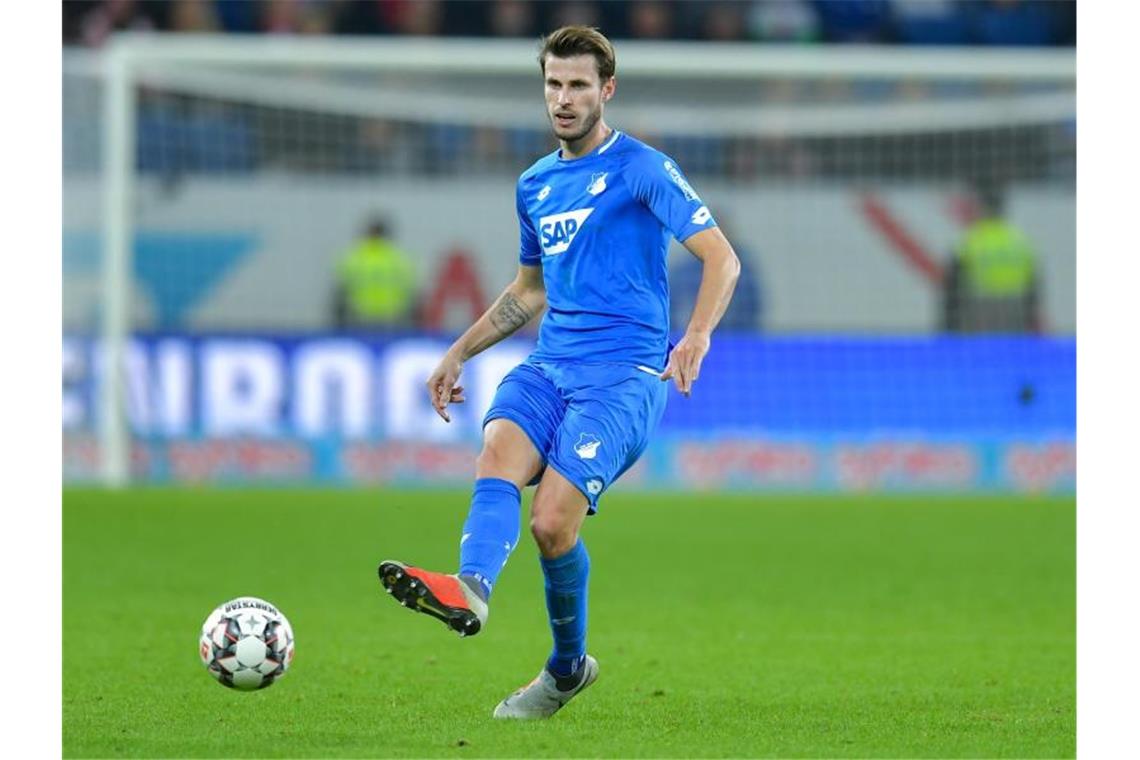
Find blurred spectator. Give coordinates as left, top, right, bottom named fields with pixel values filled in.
left=263, top=0, right=304, bottom=34
left=747, top=0, right=820, bottom=43
left=72, top=0, right=168, bottom=47
left=670, top=219, right=763, bottom=332
left=813, top=0, right=890, bottom=43
left=701, top=2, right=748, bottom=41
left=546, top=1, right=602, bottom=31
left=888, top=0, right=969, bottom=45
left=169, top=0, right=220, bottom=33
left=942, top=181, right=1041, bottom=333
left=334, top=216, right=420, bottom=330
left=627, top=0, right=674, bottom=39
left=488, top=0, right=538, bottom=38
left=262, top=0, right=334, bottom=35
left=393, top=0, right=444, bottom=35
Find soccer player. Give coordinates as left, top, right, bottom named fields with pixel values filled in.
left=378, top=26, right=740, bottom=719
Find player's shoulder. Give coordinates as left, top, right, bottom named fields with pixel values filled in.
left=611, top=132, right=687, bottom=184
left=610, top=132, right=670, bottom=168
left=518, top=150, right=561, bottom=185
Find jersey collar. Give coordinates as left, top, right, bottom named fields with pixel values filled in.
left=557, top=129, right=623, bottom=163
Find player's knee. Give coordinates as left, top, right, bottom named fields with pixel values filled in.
left=474, top=444, right=506, bottom=477
left=529, top=511, right=576, bottom=557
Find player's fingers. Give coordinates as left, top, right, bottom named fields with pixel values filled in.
left=430, top=383, right=453, bottom=421
left=674, top=363, right=690, bottom=396
left=687, top=354, right=702, bottom=387
left=660, top=361, right=675, bottom=381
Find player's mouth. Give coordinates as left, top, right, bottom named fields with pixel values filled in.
left=554, top=112, right=576, bottom=127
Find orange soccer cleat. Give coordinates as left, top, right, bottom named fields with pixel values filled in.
left=377, top=560, right=488, bottom=637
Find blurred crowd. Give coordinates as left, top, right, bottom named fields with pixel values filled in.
left=65, top=0, right=1075, bottom=48
left=61, top=1, right=1075, bottom=189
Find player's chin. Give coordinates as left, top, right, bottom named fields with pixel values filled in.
left=555, top=124, right=591, bottom=142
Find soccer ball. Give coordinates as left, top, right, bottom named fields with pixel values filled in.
left=199, top=596, right=295, bottom=690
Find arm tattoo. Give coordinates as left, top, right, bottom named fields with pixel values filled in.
left=489, top=292, right=534, bottom=336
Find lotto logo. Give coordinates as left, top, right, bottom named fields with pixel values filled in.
left=539, top=208, right=594, bottom=256
left=664, top=160, right=700, bottom=202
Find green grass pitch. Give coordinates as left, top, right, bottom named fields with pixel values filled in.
left=64, top=488, right=1074, bottom=758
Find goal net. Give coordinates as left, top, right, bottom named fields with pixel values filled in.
left=63, top=35, right=1075, bottom=491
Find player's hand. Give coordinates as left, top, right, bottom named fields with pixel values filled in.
left=661, top=330, right=711, bottom=397
left=426, top=352, right=466, bottom=423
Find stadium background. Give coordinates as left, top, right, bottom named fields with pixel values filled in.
left=62, top=2, right=1076, bottom=757
left=63, top=0, right=1076, bottom=493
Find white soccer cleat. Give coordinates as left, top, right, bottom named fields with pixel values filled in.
left=492, top=655, right=599, bottom=719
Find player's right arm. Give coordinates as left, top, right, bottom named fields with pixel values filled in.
left=426, top=263, right=546, bottom=422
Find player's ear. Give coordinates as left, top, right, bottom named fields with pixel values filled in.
left=602, top=77, right=616, bottom=102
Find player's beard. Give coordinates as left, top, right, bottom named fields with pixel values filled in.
left=553, top=102, right=602, bottom=145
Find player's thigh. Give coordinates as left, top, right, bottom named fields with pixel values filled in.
left=480, top=361, right=565, bottom=487
left=547, top=368, right=668, bottom=513
left=477, top=418, right=543, bottom=489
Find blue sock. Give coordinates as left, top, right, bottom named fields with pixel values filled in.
left=457, top=478, right=521, bottom=600
left=541, top=539, right=590, bottom=678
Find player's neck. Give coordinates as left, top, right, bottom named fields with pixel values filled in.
left=559, top=122, right=613, bottom=160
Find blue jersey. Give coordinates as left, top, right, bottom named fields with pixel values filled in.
left=516, top=130, right=716, bottom=369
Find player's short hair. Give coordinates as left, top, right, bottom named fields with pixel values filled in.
left=538, top=26, right=616, bottom=82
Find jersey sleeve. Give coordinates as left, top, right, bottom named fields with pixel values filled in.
left=624, top=150, right=717, bottom=242
left=516, top=181, right=542, bottom=265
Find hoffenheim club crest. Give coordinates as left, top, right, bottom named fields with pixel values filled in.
left=574, top=433, right=602, bottom=459
left=587, top=172, right=608, bottom=196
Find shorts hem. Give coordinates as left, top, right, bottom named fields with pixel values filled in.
left=545, top=458, right=600, bottom=516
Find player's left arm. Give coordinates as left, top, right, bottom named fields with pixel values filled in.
left=662, top=227, right=740, bottom=397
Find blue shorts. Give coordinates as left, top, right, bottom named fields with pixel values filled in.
left=483, top=359, right=668, bottom=513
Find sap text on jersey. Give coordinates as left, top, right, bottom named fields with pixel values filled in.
left=539, top=209, right=594, bottom=256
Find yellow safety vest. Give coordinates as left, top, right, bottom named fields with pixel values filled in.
left=338, top=239, right=416, bottom=321
left=956, top=219, right=1036, bottom=297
